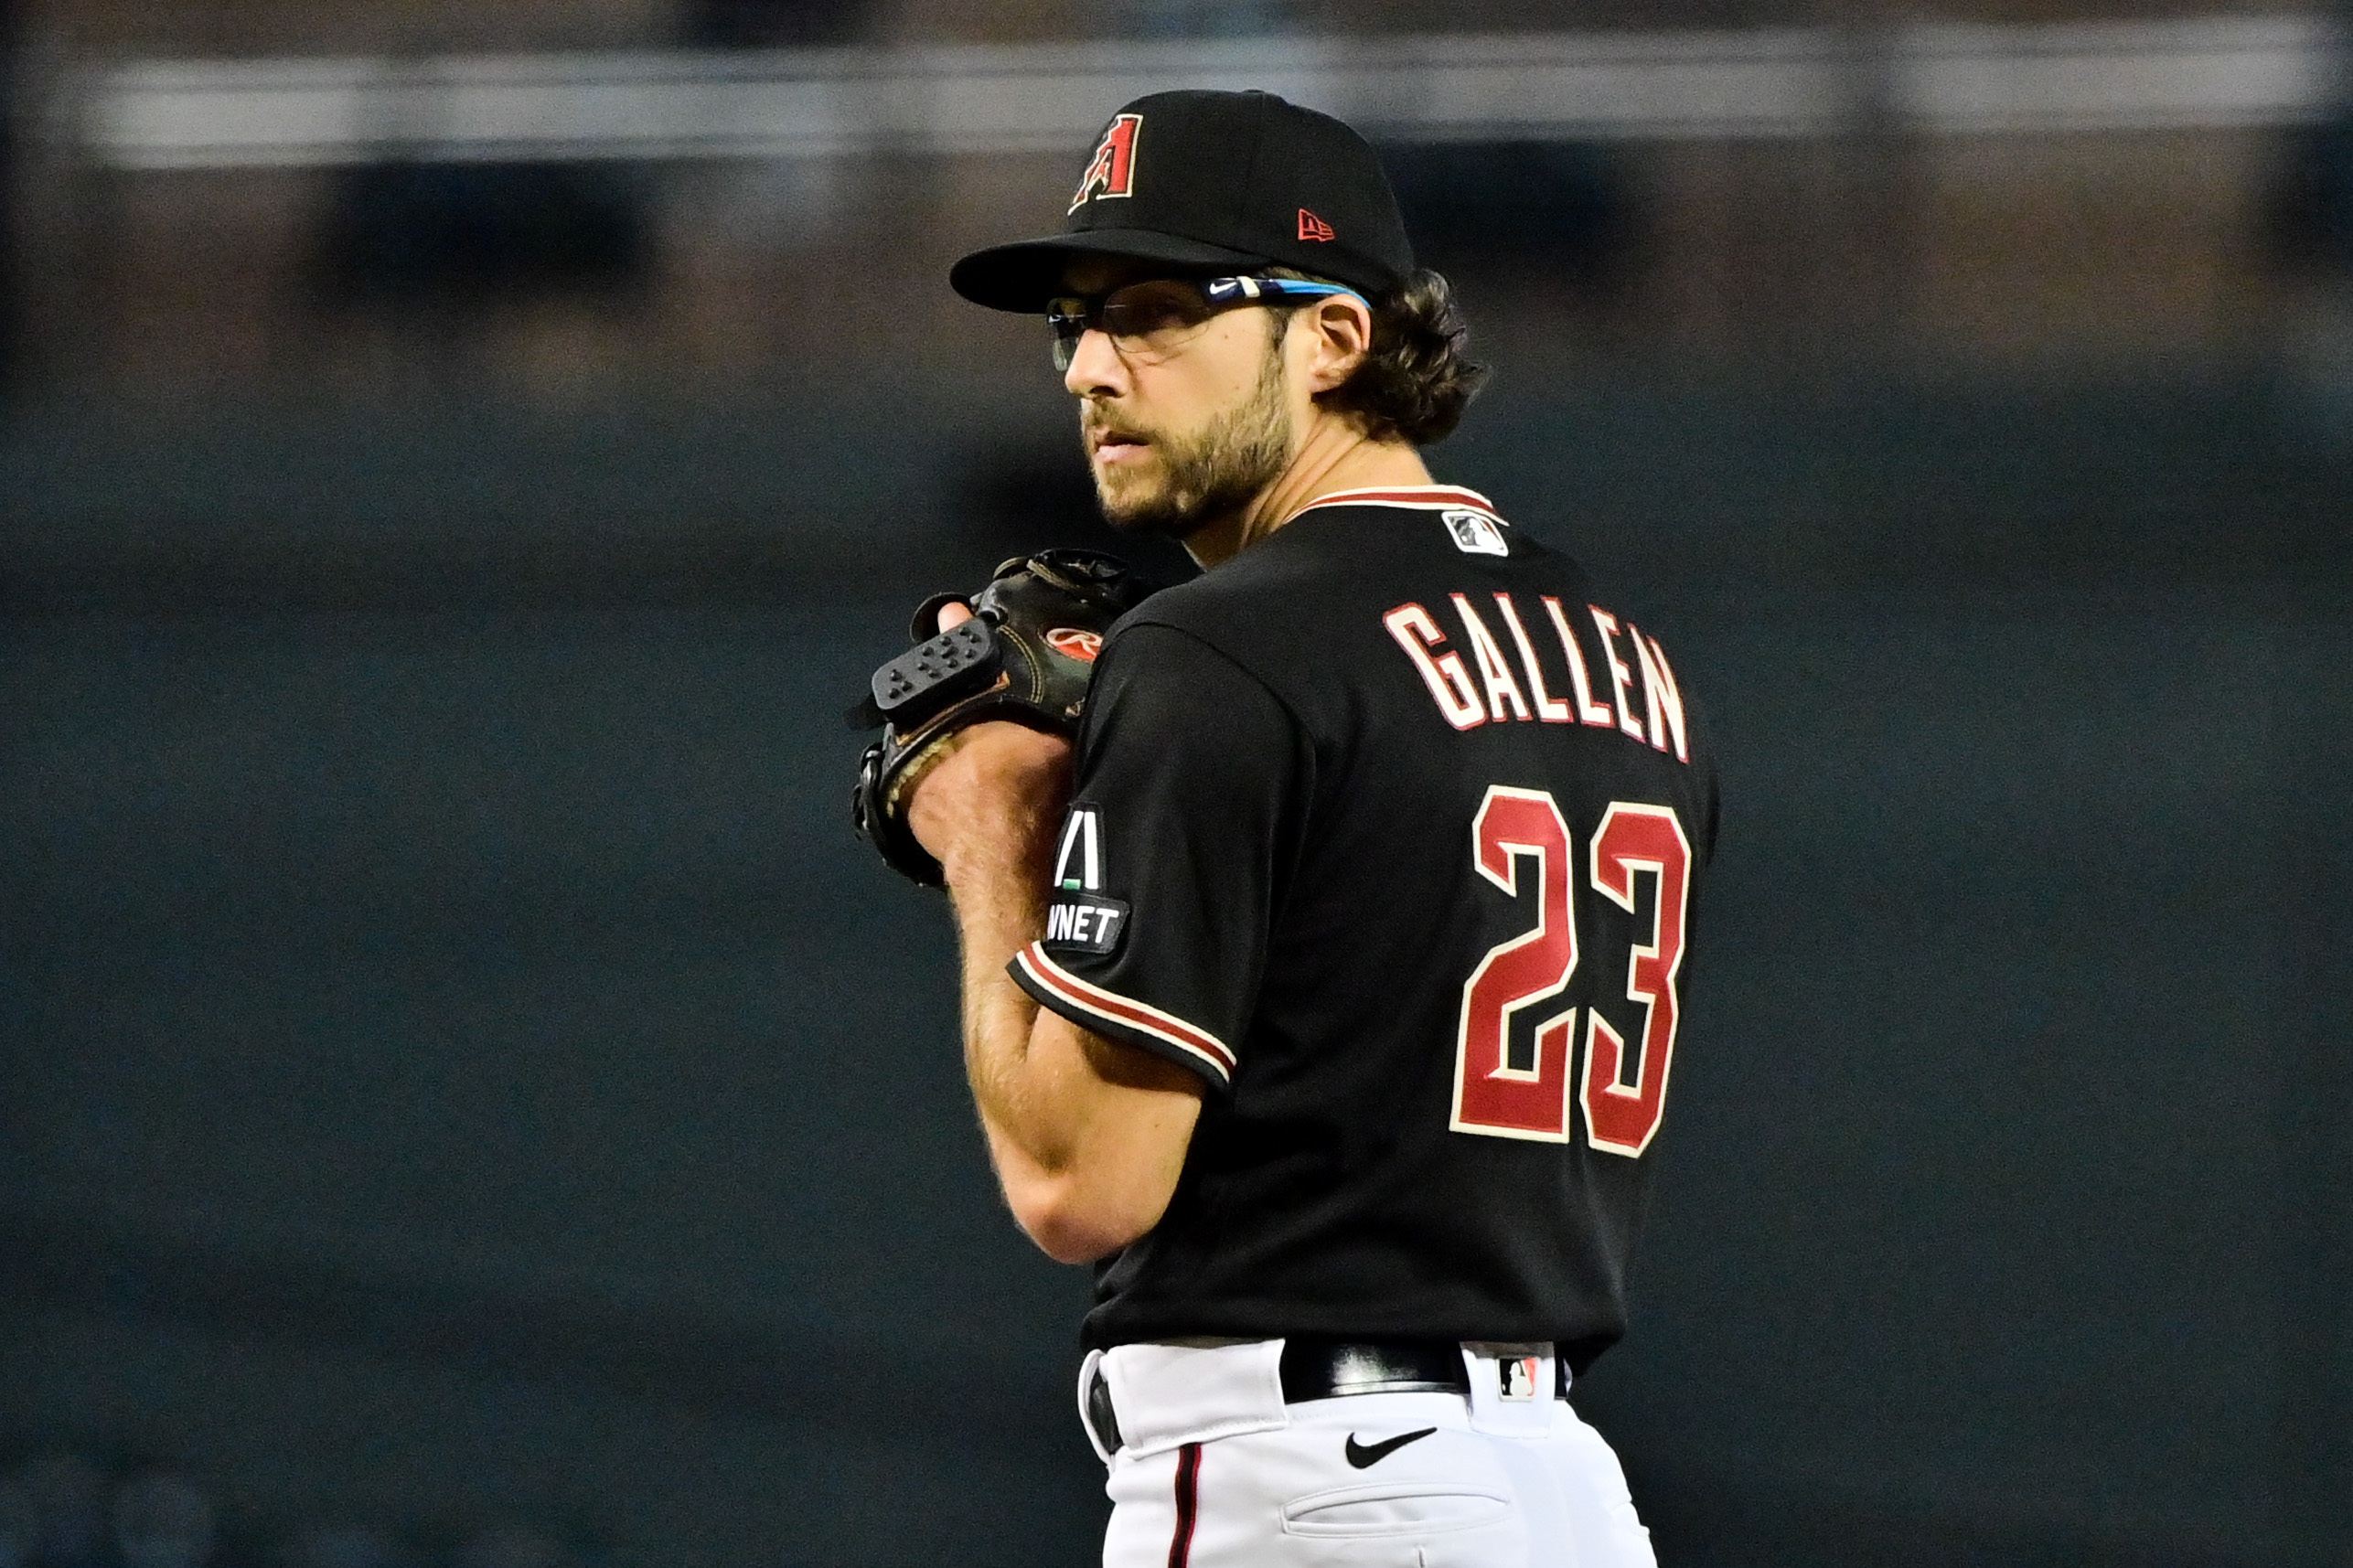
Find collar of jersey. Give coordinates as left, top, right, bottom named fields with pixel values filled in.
left=1282, top=485, right=1501, bottom=525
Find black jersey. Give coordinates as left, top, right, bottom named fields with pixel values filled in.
left=1008, top=486, right=1721, bottom=1369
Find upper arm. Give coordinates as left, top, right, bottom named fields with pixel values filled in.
left=1006, top=623, right=1305, bottom=1093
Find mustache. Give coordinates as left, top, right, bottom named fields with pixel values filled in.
left=1081, top=405, right=1152, bottom=445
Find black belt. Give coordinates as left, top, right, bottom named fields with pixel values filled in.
left=1085, top=1339, right=1567, bottom=1456
left=1279, top=1337, right=1471, bottom=1401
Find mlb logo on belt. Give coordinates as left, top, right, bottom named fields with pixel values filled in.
left=1498, top=1356, right=1541, bottom=1402
left=1070, top=114, right=1143, bottom=212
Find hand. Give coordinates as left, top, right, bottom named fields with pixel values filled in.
left=904, top=604, right=1075, bottom=887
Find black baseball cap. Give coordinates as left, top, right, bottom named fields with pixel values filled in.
left=949, top=89, right=1416, bottom=314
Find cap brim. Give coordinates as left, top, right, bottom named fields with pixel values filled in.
left=949, top=228, right=1277, bottom=313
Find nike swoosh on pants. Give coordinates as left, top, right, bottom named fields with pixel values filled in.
left=1343, top=1426, right=1438, bottom=1468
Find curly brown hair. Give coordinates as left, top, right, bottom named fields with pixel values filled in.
left=1268, top=266, right=1488, bottom=445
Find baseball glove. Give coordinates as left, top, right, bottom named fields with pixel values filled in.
left=849, top=549, right=1156, bottom=886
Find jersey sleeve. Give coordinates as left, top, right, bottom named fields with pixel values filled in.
left=1008, top=622, right=1304, bottom=1093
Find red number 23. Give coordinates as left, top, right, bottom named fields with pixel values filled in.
left=1449, top=787, right=1692, bottom=1157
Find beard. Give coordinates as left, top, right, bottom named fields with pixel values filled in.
left=1082, top=345, right=1294, bottom=539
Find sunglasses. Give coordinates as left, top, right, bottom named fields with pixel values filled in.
left=1047, top=275, right=1365, bottom=371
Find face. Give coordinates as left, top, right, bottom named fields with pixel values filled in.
left=1059, top=262, right=1299, bottom=539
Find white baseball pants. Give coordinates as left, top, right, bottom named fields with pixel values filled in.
left=1081, top=1340, right=1656, bottom=1568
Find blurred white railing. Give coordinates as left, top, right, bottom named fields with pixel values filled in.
left=77, top=16, right=2348, bottom=169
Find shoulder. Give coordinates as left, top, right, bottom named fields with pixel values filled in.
left=1200, top=491, right=1566, bottom=606
left=1125, top=487, right=1566, bottom=638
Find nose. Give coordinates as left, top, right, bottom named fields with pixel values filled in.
left=1062, top=326, right=1128, bottom=397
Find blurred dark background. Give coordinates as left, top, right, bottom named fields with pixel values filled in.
left=3, top=1, right=2351, bottom=1565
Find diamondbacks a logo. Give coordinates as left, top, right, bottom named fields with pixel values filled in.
left=1070, top=114, right=1143, bottom=213
left=1298, top=208, right=1336, bottom=242
left=1045, top=626, right=1104, bottom=662
left=1043, top=805, right=1128, bottom=955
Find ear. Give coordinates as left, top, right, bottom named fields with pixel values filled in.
left=1298, top=293, right=1374, bottom=395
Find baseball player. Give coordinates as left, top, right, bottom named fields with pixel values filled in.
left=864, top=89, right=1720, bottom=1567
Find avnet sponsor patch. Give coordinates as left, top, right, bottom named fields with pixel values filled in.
left=1042, top=891, right=1129, bottom=955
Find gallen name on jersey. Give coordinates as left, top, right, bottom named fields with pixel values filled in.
left=1383, top=592, right=1690, bottom=762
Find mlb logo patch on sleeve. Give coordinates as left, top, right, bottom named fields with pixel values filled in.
left=1442, top=509, right=1509, bottom=557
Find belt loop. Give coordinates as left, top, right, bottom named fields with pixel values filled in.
left=1460, top=1342, right=1560, bottom=1435
left=1095, top=1341, right=1289, bottom=1455
left=1076, top=1349, right=1120, bottom=1465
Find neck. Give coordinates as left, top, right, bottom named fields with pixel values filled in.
left=1182, top=416, right=1433, bottom=569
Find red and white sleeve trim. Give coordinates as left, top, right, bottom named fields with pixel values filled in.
left=1011, top=944, right=1237, bottom=1086
left=1286, top=485, right=1501, bottom=522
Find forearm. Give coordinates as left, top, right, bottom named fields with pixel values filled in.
left=938, top=791, right=1071, bottom=1176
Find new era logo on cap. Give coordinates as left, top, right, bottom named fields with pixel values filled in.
left=1070, top=114, right=1142, bottom=213
left=1298, top=208, right=1335, bottom=242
